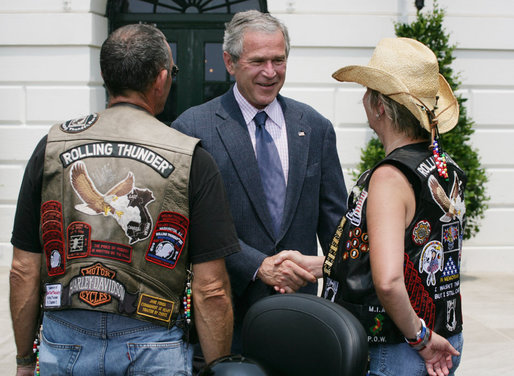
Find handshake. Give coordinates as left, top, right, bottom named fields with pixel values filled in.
left=256, top=250, right=324, bottom=294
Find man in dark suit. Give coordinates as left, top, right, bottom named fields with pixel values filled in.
left=172, top=10, right=347, bottom=352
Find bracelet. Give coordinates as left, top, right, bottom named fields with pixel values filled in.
left=405, top=318, right=431, bottom=351
left=16, top=353, right=37, bottom=366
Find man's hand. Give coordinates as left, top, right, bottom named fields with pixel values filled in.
left=257, top=251, right=318, bottom=294
left=419, top=331, right=460, bottom=376
left=16, top=364, right=35, bottom=376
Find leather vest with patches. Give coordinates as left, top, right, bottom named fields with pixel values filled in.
left=40, top=104, right=198, bottom=328
left=322, top=142, right=467, bottom=344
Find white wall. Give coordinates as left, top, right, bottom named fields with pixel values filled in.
left=0, top=0, right=107, bottom=265
left=269, top=0, right=514, bottom=273
left=1, top=0, right=513, bottom=272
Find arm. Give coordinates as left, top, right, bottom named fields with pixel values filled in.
left=192, top=258, right=233, bottom=363
left=10, top=247, right=41, bottom=376
left=367, top=165, right=459, bottom=376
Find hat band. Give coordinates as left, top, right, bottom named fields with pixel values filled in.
left=386, top=91, right=455, bottom=181
left=384, top=91, right=457, bottom=131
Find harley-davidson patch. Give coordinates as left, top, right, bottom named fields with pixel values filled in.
left=61, top=262, right=138, bottom=313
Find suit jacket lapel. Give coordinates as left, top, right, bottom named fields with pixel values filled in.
left=279, top=96, right=311, bottom=238
left=215, top=92, right=276, bottom=238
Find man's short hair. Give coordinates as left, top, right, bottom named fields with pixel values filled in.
left=367, top=89, right=430, bottom=140
left=100, top=24, right=171, bottom=97
left=223, top=10, right=290, bottom=63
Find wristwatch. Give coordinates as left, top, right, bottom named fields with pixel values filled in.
left=16, top=353, right=37, bottom=366
left=405, top=318, right=432, bottom=351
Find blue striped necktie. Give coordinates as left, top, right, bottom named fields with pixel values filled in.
left=254, top=111, right=286, bottom=236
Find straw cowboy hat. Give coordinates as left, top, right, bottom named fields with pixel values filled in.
left=332, top=37, right=459, bottom=133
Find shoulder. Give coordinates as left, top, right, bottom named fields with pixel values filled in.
left=279, top=95, right=318, bottom=114
left=178, top=94, right=227, bottom=119
left=279, top=95, right=332, bottom=126
left=172, top=95, right=226, bottom=132
left=371, top=163, right=407, bottom=184
left=279, top=94, right=321, bottom=112
left=192, top=146, right=218, bottom=170
left=368, top=164, right=415, bottom=211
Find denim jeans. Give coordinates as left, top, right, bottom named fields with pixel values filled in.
left=368, top=332, right=463, bottom=376
left=39, top=310, right=193, bottom=376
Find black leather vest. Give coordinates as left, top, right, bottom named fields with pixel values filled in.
left=322, top=142, right=466, bottom=344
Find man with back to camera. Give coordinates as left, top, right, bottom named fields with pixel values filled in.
left=10, top=24, right=238, bottom=375
left=172, top=10, right=348, bottom=352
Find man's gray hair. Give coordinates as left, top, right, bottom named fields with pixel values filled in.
left=223, top=10, right=290, bottom=62
left=100, top=24, right=171, bottom=97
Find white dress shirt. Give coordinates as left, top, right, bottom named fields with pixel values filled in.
left=233, top=84, right=289, bottom=184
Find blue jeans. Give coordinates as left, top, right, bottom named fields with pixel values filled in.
left=368, top=332, right=463, bottom=376
left=39, top=310, right=193, bottom=376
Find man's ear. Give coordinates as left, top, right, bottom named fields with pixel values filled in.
left=155, top=69, right=169, bottom=90
left=377, top=101, right=385, bottom=117
left=223, top=51, right=236, bottom=76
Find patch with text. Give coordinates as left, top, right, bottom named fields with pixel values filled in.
left=41, top=200, right=65, bottom=276
left=67, top=221, right=91, bottom=259
left=145, top=212, right=189, bottom=269
left=60, top=113, right=98, bottom=133
left=137, top=293, right=174, bottom=323
left=62, top=262, right=137, bottom=313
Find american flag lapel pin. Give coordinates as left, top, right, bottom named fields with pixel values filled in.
left=298, top=131, right=305, bottom=136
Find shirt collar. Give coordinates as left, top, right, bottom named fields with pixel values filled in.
left=233, top=84, right=283, bottom=128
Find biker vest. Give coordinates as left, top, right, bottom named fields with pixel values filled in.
left=40, top=104, right=198, bottom=328
left=322, top=142, right=467, bottom=344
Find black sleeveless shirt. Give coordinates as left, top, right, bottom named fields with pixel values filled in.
left=322, top=142, right=467, bottom=344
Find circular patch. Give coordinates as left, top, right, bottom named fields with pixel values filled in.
left=412, top=220, right=431, bottom=245
left=350, top=249, right=360, bottom=259
left=343, top=251, right=349, bottom=261
left=354, top=227, right=362, bottom=237
left=60, top=113, right=99, bottom=133
left=360, top=243, right=369, bottom=253
left=351, top=238, right=359, bottom=248
left=361, top=232, right=369, bottom=242
left=346, top=240, right=352, bottom=250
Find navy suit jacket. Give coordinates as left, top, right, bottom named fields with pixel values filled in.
left=172, top=89, right=347, bottom=335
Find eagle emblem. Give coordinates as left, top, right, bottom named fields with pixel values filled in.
left=70, top=162, right=154, bottom=244
left=428, top=172, right=465, bottom=223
